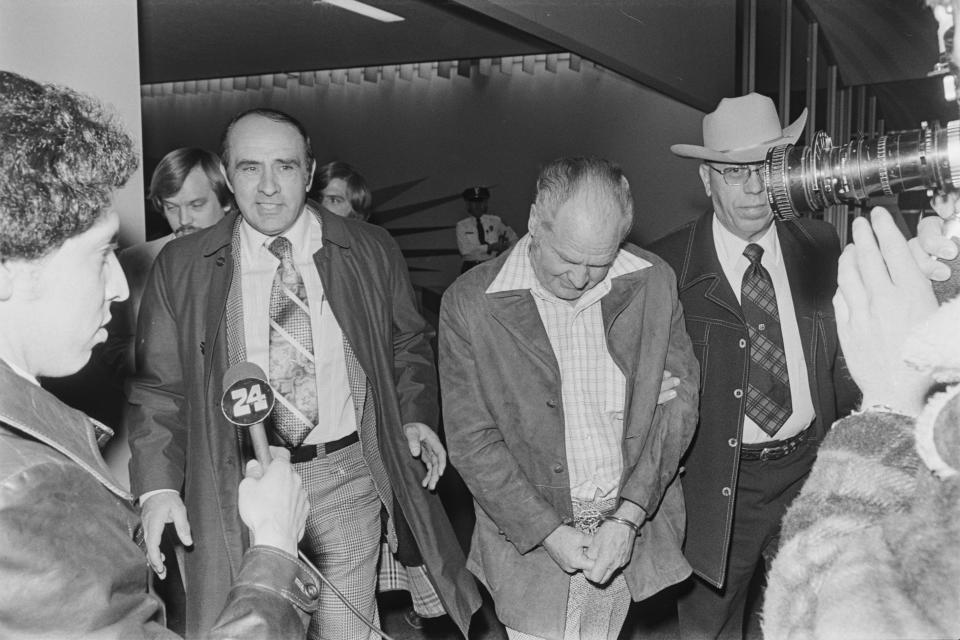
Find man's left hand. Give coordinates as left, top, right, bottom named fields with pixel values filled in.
left=583, top=502, right=643, bottom=585
left=403, top=422, right=447, bottom=490
left=657, top=370, right=680, bottom=405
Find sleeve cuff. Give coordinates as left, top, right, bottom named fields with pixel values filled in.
left=236, top=546, right=321, bottom=614
left=138, top=488, right=179, bottom=505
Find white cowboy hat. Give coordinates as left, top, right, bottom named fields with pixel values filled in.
left=670, top=93, right=808, bottom=163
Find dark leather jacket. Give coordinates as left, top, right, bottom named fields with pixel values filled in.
left=0, top=359, right=319, bottom=639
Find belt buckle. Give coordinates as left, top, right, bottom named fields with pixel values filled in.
left=289, top=443, right=319, bottom=464
left=759, top=445, right=784, bottom=461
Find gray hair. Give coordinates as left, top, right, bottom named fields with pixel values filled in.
left=532, top=157, right=634, bottom=239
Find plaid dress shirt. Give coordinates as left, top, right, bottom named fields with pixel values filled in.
left=487, top=234, right=651, bottom=502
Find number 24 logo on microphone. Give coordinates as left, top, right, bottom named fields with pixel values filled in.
left=222, top=377, right=275, bottom=426
left=232, top=384, right=268, bottom=416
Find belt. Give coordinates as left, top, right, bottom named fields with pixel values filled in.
left=740, top=428, right=809, bottom=462
left=287, top=432, right=359, bottom=464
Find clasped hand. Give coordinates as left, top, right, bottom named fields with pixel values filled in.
left=543, top=517, right=638, bottom=586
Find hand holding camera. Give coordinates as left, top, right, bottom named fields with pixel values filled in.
left=834, top=208, right=938, bottom=416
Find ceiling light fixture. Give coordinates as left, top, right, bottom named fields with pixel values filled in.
left=317, top=0, right=404, bottom=23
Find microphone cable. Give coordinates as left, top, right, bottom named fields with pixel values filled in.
left=295, top=550, right=396, bottom=640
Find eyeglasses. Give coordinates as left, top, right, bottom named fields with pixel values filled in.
left=706, top=163, right=765, bottom=187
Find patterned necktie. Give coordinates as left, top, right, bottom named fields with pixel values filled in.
left=267, top=236, right=318, bottom=447
left=741, top=243, right=792, bottom=437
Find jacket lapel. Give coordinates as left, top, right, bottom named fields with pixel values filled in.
left=0, top=361, right=132, bottom=501
left=602, top=269, right=647, bottom=379
left=601, top=269, right=650, bottom=431
left=486, top=289, right=560, bottom=376
left=678, top=211, right=744, bottom=324
left=309, top=208, right=366, bottom=364
left=199, top=214, right=237, bottom=394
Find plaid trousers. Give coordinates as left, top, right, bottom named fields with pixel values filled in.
left=296, top=443, right=382, bottom=640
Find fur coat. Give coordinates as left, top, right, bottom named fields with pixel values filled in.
left=762, top=296, right=960, bottom=639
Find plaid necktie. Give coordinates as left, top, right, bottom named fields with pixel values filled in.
left=741, top=243, right=792, bottom=437
left=267, top=236, right=318, bottom=447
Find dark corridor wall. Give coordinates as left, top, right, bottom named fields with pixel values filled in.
left=141, top=57, right=710, bottom=293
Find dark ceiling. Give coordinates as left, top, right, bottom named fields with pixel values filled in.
left=139, top=0, right=951, bottom=129
left=138, top=0, right=556, bottom=84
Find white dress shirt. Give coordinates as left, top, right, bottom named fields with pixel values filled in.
left=712, top=216, right=815, bottom=444
left=487, top=233, right=651, bottom=502
left=239, top=209, right=357, bottom=444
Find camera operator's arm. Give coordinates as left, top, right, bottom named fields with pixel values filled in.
left=835, top=208, right=938, bottom=416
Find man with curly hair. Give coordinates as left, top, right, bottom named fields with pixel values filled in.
left=0, top=69, right=319, bottom=639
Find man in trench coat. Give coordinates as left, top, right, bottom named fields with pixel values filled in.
left=126, top=108, right=480, bottom=639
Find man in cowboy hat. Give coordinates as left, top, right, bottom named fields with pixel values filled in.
left=650, top=93, right=858, bottom=639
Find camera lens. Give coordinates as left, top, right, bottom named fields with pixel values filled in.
left=763, top=120, right=960, bottom=219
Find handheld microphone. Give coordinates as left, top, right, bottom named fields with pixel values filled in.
left=221, top=362, right=276, bottom=466
left=220, top=363, right=396, bottom=639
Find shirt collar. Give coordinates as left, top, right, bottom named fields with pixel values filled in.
left=487, top=233, right=651, bottom=302
left=712, top=213, right=781, bottom=270
left=238, top=206, right=320, bottom=261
